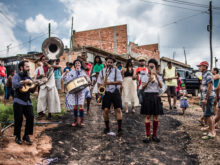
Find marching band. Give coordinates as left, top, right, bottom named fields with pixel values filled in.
left=9, top=37, right=219, bottom=146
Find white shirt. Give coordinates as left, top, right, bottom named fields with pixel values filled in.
left=97, top=67, right=123, bottom=93
left=142, top=74, right=163, bottom=93
left=179, top=89, right=187, bottom=100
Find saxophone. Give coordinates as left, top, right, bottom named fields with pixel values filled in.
left=98, top=67, right=111, bottom=95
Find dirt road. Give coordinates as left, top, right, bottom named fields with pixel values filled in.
left=45, top=102, right=198, bottom=165
left=1, top=97, right=219, bottom=165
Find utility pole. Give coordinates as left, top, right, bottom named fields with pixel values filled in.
left=6, top=44, right=12, bottom=56
left=183, top=47, right=187, bottom=65
left=173, top=51, right=176, bottom=60
left=70, top=17, right=73, bottom=49
left=214, top=57, right=218, bottom=67
left=208, top=0, right=213, bottom=70
left=69, top=17, right=74, bottom=62
left=48, top=23, right=51, bottom=38
left=28, top=36, right=31, bottom=52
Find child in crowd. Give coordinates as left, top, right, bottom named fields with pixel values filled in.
left=179, top=84, right=189, bottom=115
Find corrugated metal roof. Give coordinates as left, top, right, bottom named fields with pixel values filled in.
left=160, top=56, right=191, bottom=68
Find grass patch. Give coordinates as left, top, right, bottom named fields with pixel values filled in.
left=0, top=95, right=67, bottom=128
left=0, top=85, right=4, bottom=96
left=0, top=104, right=13, bottom=128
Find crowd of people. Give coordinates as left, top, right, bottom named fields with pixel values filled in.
left=0, top=52, right=219, bottom=145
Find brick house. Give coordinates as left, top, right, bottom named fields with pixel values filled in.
left=1, top=24, right=160, bottom=76
left=72, top=24, right=160, bottom=63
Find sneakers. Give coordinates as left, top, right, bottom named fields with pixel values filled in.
left=143, top=136, right=160, bottom=143
left=37, top=112, right=45, bottom=119
left=152, top=136, right=160, bottom=142
left=22, top=135, right=33, bottom=145
left=47, top=113, right=52, bottom=120
left=143, top=136, right=151, bottom=143
left=118, top=128, right=123, bottom=136
left=15, top=136, right=22, bottom=145
left=104, top=128, right=110, bottom=134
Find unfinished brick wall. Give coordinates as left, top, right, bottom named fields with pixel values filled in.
left=59, top=51, right=79, bottom=70
left=73, top=24, right=127, bottom=55
left=138, top=44, right=158, bottom=52
left=129, top=42, right=160, bottom=61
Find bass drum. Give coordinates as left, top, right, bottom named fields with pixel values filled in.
left=66, top=77, right=88, bottom=94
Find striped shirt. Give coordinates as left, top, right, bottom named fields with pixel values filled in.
left=201, top=70, right=215, bottom=99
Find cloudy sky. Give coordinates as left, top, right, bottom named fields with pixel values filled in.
left=0, top=0, right=220, bottom=68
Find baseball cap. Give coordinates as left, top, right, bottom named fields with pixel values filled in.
left=197, top=61, right=209, bottom=67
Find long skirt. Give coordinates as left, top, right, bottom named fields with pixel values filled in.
left=37, top=86, right=61, bottom=113
left=122, top=77, right=139, bottom=106
left=140, top=92, right=163, bottom=115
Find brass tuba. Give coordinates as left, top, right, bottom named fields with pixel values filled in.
left=42, top=37, right=64, bottom=60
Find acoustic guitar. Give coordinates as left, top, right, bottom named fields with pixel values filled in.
left=19, top=77, right=48, bottom=93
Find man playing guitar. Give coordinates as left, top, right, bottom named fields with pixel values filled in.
left=12, top=60, right=39, bottom=145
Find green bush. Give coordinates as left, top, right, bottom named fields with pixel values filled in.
left=0, top=104, right=13, bottom=128
left=0, top=85, right=4, bottom=96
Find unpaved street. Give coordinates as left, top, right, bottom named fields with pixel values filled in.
left=45, top=101, right=198, bottom=165
left=1, top=97, right=219, bottom=165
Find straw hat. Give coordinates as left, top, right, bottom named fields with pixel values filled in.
left=136, top=54, right=147, bottom=61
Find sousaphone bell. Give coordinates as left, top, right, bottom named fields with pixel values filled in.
left=42, top=37, right=64, bottom=60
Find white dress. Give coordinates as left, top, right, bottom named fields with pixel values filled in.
left=122, top=72, right=139, bottom=107
left=37, top=68, right=61, bottom=113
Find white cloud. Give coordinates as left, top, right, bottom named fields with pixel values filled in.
left=62, top=38, right=70, bottom=48
left=25, top=14, right=58, bottom=34
left=60, top=0, right=162, bottom=44
left=59, top=0, right=219, bottom=68
left=0, top=3, right=27, bottom=57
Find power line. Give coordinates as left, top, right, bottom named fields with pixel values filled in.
left=172, top=0, right=220, bottom=10
left=0, top=32, right=47, bottom=54
left=162, top=0, right=209, bottom=9
left=159, top=11, right=206, bottom=29
left=139, top=0, right=208, bottom=12
left=0, top=10, right=27, bottom=33
left=149, top=0, right=220, bottom=11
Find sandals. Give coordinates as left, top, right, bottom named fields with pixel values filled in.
left=201, top=127, right=209, bottom=131
left=201, top=133, right=215, bottom=140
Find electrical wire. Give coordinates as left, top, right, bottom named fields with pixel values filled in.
left=0, top=10, right=27, bottom=33
left=0, top=32, right=47, bottom=55
left=162, top=0, right=209, bottom=9
left=139, top=0, right=208, bottom=12
left=159, top=11, right=206, bottom=29
left=143, top=0, right=220, bottom=11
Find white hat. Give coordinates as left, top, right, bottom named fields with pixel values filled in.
left=136, top=55, right=147, bottom=61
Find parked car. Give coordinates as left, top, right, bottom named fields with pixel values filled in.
left=176, top=69, right=201, bottom=96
